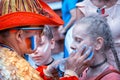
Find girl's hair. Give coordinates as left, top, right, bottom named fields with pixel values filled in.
left=75, top=14, right=120, bottom=70
left=43, top=25, right=53, bottom=40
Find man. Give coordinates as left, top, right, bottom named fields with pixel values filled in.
left=0, top=0, right=91, bottom=80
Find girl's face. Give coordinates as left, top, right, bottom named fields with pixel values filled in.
left=71, top=23, right=94, bottom=55
left=29, top=35, right=54, bottom=66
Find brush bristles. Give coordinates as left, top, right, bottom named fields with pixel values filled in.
left=1, top=0, right=51, bottom=17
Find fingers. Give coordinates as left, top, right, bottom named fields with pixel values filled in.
left=74, top=47, right=93, bottom=67
left=63, top=45, right=94, bottom=77
left=69, top=52, right=76, bottom=58
left=81, top=47, right=93, bottom=61
left=75, top=44, right=86, bottom=57
left=76, top=65, right=88, bottom=76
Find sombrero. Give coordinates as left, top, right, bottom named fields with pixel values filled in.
left=0, top=0, right=64, bottom=30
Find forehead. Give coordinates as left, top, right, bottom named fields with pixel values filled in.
left=73, top=23, right=89, bottom=38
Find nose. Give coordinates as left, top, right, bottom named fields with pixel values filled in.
left=70, top=42, right=76, bottom=50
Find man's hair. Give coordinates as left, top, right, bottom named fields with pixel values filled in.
left=75, top=14, right=120, bottom=70
left=0, top=29, right=10, bottom=37
left=43, top=25, right=53, bottom=40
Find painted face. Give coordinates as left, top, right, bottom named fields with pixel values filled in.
left=71, top=23, right=94, bottom=55
left=29, top=35, right=54, bottom=66
left=23, top=30, right=42, bottom=53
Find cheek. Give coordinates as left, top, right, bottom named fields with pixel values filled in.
left=37, top=47, right=45, bottom=53
left=77, top=40, right=93, bottom=49
left=25, top=38, right=31, bottom=49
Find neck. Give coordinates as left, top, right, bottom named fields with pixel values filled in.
left=45, top=57, right=54, bottom=66
left=90, top=51, right=108, bottom=69
left=87, top=61, right=109, bottom=77
left=87, top=52, right=109, bottom=77
left=90, top=58, right=107, bottom=68
left=0, top=43, right=14, bottom=51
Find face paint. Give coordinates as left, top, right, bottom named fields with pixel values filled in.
left=71, top=49, right=78, bottom=54
left=30, top=36, right=37, bottom=50
left=25, top=38, right=31, bottom=49
left=43, top=43, right=49, bottom=53
left=86, top=51, right=94, bottom=60
left=84, top=47, right=94, bottom=60
left=29, top=36, right=37, bottom=50
left=97, top=6, right=106, bottom=14
left=26, top=36, right=37, bottom=50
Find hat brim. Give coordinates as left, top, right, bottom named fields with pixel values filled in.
left=0, top=0, right=64, bottom=30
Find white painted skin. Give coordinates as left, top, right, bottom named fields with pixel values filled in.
left=43, top=42, right=49, bottom=53
left=29, top=35, right=53, bottom=66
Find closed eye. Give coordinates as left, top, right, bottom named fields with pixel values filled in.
left=75, top=37, right=83, bottom=43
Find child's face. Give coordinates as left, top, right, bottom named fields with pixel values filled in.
left=29, top=35, right=54, bottom=66
left=71, top=23, right=94, bottom=55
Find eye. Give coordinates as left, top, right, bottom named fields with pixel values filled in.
left=75, top=37, right=82, bottom=43
left=39, top=41, right=44, bottom=46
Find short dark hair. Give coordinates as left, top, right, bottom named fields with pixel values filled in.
left=43, top=25, right=53, bottom=40
left=0, top=29, right=10, bottom=37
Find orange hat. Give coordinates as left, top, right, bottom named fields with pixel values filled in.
left=0, top=0, right=64, bottom=30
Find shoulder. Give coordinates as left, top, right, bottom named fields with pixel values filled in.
left=101, top=66, right=120, bottom=80
left=102, top=72, right=120, bottom=80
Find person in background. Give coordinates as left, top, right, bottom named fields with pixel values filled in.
left=59, top=0, right=83, bottom=58
left=71, top=15, right=120, bottom=80
left=0, top=0, right=92, bottom=80
left=29, top=26, right=55, bottom=68
left=76, top=0, right=120, bottom=70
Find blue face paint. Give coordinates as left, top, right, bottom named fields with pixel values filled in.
left=86, top=51, right=94, bottom=60
left=84, top=47, right=94, bottom=60
left=29, top=36, right=37, bottom=50
left=97, top=6, right=106, bottom=15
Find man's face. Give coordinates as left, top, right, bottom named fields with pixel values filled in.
left=29, top=35, right=54, bottom=65
left=17, top=27, right=44, bottom=55
left=71, top=23, right=94, bottom=55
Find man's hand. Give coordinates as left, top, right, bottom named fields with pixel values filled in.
left=64, top=46, right=93, bottom=77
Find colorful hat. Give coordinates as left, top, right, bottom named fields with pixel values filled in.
left=0, top=0, right=64, bottom=30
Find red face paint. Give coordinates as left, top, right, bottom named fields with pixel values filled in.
left=97, top=6, right=106, bottom=14
left=25, top=38, right=31, bottom=49
left=25, top=36, right=37, bottom=50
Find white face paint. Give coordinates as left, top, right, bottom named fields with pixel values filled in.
left=43, top=42, right=49, bottom=53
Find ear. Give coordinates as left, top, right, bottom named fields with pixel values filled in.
left=94, top=37, right=104, bottom=51
left=15, top=30, right=24, bottom=43
left=50, top=38, right=55, bottom=49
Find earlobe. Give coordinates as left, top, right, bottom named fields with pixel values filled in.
left=95, top=37, right=104, bottom=50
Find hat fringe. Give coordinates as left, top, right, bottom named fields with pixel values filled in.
left=1, top=0, right=51, bottom=17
